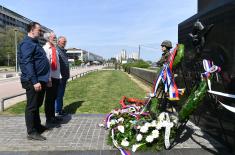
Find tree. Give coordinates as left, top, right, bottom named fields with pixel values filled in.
left=110, top=57, right=117, bottom=64
left=0, top=27, right=25, bottom=66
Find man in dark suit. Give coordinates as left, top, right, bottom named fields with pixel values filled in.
left=18, top=22, right=50, bottom=141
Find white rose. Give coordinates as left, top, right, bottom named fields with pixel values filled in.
left=136, top=134, right=143, bottom=141
left=140, top=126, right=148, bottom=133
left=146, top=135, right=154, bottom=143
left=117, top=125, right=125, bottom=133
left=121, top=138, right=129, bottom=147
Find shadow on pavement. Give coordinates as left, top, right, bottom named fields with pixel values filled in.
left=59, top=114, right=72, bottom=124
left=63, top=100, right=84, bottom=114
left=171, top=126, right=233, bottom=155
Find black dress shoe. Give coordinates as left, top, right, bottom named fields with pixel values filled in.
left=46, top=118, right=61, bottom=128
left=27, top=132, right=46, bottom=141
left=37, top=125, right=51, bottom=134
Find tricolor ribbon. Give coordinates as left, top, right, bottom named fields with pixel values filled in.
left=202, top=59, right=221, bottom=90
left=105, top=113, right=114, bottom=129
left=111, top=129, right=131, bottom=155
left=151, top=64, right=180, bottom=100
left=202, top=59, right=235, bottom=114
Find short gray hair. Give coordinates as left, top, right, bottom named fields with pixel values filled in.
left=57, top=36, right=67, bottom=42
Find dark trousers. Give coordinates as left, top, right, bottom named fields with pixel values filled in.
left=55, top=78, right=68, bottom=113
left=22, top=81, right=46, bottom=134
left=45, top=78, right=60, bottom=120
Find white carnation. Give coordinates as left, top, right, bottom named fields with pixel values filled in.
left=146, top=135, right=154, bottom=143
left=117, top=125, right=125, bottom=133
left=152, top=130, right=159, bottom=138
left=117, top=117, right=124, bottom=123
left=121, top=138, right=129, bottom=147
left=144, top=122, right=151, bottom=127
left=140, top=126, right=148, bottom=133
left=151, top=120, right=157, bottom=127
left=136, top=134, right=143, bottom=141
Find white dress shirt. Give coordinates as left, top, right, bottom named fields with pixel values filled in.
left=43, top=42, right=62, bottom=80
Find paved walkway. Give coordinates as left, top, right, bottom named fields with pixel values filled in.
left=0, top=114, right=231, bottom=155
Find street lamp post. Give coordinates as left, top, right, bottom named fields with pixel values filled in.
left=138, top=45, right=140, bottom=60
left=7, top=53, right=10, bottom=66
left=14, top=29, right=18, bottom=72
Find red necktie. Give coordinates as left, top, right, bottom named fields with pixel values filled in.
left=51, top=44, right=57, bottom=71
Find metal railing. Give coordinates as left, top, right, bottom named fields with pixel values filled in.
left=70, top=69, right=98, bottom=81
left=0, top=92, right=25, bottom=112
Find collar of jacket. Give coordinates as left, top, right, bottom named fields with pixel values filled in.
left=25, top=35, right=39, bottom=43
left=56, top=45, right=67, bottom=52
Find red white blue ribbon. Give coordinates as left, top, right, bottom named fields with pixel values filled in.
left=202, top=59, right=221, bottom=78
left=111, top=129, right=131, bottom=155
left=152, top=64, right=179, bottom=100
left=202, top=59, right=235, bottom=113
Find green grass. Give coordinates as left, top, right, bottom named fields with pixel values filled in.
left=0, top=66, right=15, bottom=72
left=1, top=70, right=146, bottom=115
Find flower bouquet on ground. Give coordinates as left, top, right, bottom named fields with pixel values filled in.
left=99, top=96, right=179, bottom=154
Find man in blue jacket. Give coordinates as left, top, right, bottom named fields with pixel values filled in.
left=18, top=22, right=50, bottom=141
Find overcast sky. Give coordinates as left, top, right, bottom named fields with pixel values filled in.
left=1, top=0, right=197, bottom=61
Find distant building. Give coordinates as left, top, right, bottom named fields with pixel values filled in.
left=130, top=52, right=139, bottom=60
left=0, top=5, right=53, bottom=45
left=66, top=48, right=103, bottom=63
left=121, top=49, right=127, bottom=60
left=116, top=50, right=139, bottom=63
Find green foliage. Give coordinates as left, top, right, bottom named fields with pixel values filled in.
left=0, top=27, right=25, bottom=66
left=122, top=59, right=150, bottom=72
left=178, top=80, right=207, bottom=122
left=172, top=44, right=184, bottom=69
left=108, top=57, right=117, bottom=63
left=148, top=98, right=160, bottom=118
left=74, top=59, right=82, bottom=66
